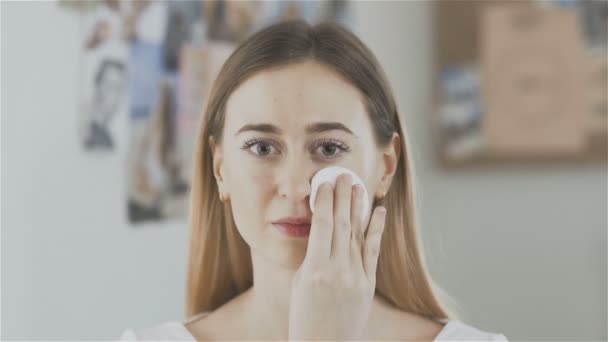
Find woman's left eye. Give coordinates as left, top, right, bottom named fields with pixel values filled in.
left=310, top=138, right=351, bottom=158
left=240, top=138, right=351, bottom=160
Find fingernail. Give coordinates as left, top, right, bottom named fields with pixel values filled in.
left=378, top=207, right=386, bottom=215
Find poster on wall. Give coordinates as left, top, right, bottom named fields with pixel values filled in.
left=434, top=0, right=607, bottom=165
left=480, top=3, right=587, bottom=156
left=79, top=0, right=129, bottom=152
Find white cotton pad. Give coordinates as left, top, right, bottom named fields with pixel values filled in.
left=309, top=166, right=370, bottom=225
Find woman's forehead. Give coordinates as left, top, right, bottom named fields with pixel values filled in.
left=225, top=62, right=368, bottom=136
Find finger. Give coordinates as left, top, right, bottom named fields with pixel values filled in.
left=350, top=183, right=365, bottom=273
left=330, top=173, right=353, bottom=267
left=362, top=206, right=387, bottom=281
left=350, top=183, right=365, bottom=250
left=350, top=232, right=365, bottom=278
left=305, top=181, right=334, bottom=266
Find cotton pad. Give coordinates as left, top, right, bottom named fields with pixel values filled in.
left=309, top=166, right=370, bottom=226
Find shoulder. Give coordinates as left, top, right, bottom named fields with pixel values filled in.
left=434, top=320, right=508, bottom=341
left=370, top=302, right=507, bottom=342
left=117, top=321, right=195, bottom=341
left=367, top=302, right=446, bottom=341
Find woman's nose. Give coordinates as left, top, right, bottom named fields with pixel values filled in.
left=277, top=163, right=313, bottom=202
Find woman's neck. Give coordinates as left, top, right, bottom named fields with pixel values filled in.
left=246, top=251, right=298, bottom=339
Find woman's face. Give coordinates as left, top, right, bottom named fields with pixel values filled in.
left=211, top=60, right=398, bottom=269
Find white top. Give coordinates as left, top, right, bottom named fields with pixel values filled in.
left=118, top=312, right=508, bottom=341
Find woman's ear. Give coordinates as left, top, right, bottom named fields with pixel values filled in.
left=375, top=132, right=401, bottom=199
left=209, top=135, right=226, bottom=191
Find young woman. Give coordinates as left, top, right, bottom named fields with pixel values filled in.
left=120, top=20, right=508, bottom=341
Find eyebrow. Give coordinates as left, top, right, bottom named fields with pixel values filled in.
left=235, top=122, right=357, bottom=137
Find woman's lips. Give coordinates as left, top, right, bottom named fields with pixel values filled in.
left=273, top=223, right=311, bottom=238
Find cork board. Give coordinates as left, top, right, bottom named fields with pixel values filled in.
left=432, top=0, right=607, bottom=167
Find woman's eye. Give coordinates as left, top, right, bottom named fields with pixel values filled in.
left=316, top=142, right=341, bottom=157
left=312, top=138, right=351, bottom=159
left=242, top=140, right=278, bottom=157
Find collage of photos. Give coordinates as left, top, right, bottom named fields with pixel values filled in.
left=77, top=0, right=352, bottom=224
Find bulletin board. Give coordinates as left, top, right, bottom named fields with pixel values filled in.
left=432, top=0, right=607, bottom=168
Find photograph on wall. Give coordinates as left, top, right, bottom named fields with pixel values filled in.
left=124, top=0, right=190, bottom=223
left=79, top=0, right=129, bottom=152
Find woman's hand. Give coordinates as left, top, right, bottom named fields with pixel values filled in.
left=288, top=173, right=387, bottom=341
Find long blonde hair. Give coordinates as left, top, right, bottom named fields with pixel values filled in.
left=186, top=20, right=462, bottom=322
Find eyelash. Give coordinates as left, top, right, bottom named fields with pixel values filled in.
left=240, top=138, right=351, bottom=160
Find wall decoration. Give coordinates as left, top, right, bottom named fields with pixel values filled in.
left=433, top=0, right=607, bottom=167
left=79, top=0, right=128, bottom=151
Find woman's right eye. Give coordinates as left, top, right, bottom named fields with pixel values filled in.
left=241, top=139, right=280, bottom=158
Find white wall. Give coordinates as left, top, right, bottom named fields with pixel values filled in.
left=2, top=1, right=606, bottom=340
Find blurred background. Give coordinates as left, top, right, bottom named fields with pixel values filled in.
left=1, top=0, right=606, bottom=340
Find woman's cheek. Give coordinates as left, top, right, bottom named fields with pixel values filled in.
left=252, top=171, right=273, bottom=198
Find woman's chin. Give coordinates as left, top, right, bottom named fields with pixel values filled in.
left=264, top=236, right=308, bottom=269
